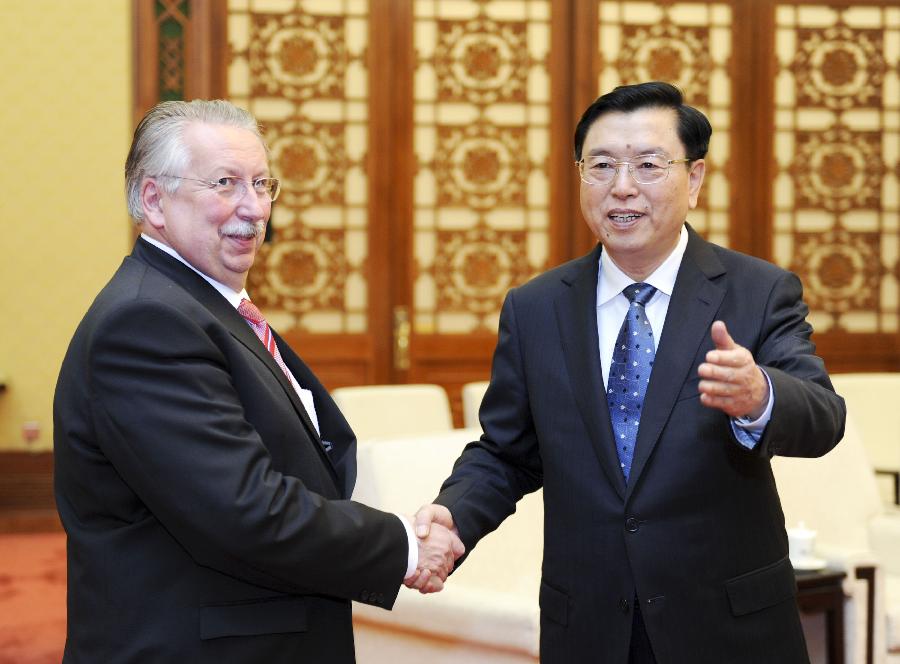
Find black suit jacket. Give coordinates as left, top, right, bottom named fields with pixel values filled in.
left=53, top=238, right=407, bottom=663
left=435, top=227, right=845, bottom=664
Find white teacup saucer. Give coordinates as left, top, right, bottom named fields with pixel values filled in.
left=791, top=555, right=827, bottom=571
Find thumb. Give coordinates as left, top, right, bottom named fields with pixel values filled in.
left=710, top=320, right=735, bottom=351
left=414, top=504, right=454, bottom=538
left=414, top=505, right=440, bottom=538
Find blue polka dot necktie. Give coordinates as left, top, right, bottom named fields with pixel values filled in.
left=607, top=283, right=657, bottom=481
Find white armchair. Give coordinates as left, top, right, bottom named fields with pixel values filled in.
left=348, top=416, right=900, bottom=663
left=461, top=380, right=490, bottom=429
left=773, top=414, right=900, bottom=664
left=351, top=427, right=541, bottom=664
left=830, top=373, right=900, bottom=506
left=331, top=384, right=453, bottom=441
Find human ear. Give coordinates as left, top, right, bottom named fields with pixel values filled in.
left=141, top=178, right=166, bottom=229
left=687, top=159, right=706, bottom=209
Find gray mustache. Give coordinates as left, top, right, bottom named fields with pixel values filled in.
left=220, top=220, right=265, bottom=239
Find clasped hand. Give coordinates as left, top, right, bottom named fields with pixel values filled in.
left=404, top=504, right=463, bottom=594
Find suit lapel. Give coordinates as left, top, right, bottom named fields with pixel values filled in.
left=555, top=246, right=627, bottom=500
left=131, top=239, right=340, bottom=485
left=624, top=229, right=726, bottom=499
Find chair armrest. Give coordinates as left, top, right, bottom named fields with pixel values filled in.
left=874, top=468, right=900, bottom=506
left=353, top=585, right=539, bottom=656
left=813, top=544, right=879, bottom=596
left=870, top=513, right=900, bottom=576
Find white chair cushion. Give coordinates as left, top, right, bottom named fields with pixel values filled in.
left=831, top=373, right=900, bottom=472
left=331, top=384, right=453, bottom=441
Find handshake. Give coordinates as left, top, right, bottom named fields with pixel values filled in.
left=403, top=504, right=465, bottom=594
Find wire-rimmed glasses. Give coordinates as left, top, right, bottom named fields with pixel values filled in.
left=160, top=175, right=281, bottom=202
left=576, top=154, right=692, bottom=185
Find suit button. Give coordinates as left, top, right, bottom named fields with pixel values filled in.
left=619, top=597, right=630, bottom=613
left=625, top=517, right=639, bottom=533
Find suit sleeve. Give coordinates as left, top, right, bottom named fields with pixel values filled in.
left=435, top=289, right=543, bottom=550
left=748, top=270, right=846, bottom=458
left=87, top=298, right=408, bottom=605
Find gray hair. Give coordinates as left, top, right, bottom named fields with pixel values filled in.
left=124, top=99, right=265, bottom=222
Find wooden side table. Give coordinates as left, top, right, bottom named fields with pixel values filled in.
left=795, top=568, right=846, bottom=664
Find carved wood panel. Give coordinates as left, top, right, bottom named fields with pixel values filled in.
left=132, top=0, right=900, bottom=404
left=771, top=3, right=900, bottom=369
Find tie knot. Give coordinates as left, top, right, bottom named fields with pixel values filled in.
left=623, top=283, right=656, bottom=307
left=238, top=298, right=265, bottom=325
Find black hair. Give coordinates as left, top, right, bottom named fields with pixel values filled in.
left=573, top=81, right=711, bottom=161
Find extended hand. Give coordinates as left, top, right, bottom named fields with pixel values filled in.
left=697, top=321, right=769, bottom=419
left=404, top=504, right=464, bottom=594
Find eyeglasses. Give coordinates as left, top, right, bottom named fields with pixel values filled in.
left=160, top=175, right=281, bottom=202
left=576, top=154, right=692, bottom=185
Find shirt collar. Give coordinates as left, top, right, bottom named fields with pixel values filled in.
left=597, top=224, right=688, bottom=306
left=140, top=233, right=248, bottom=308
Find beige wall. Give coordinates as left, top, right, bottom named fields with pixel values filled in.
left=0, top=1, right=132, bottom=450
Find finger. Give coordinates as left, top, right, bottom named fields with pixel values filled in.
left=410, top=568, right=432, bottom=591
left=420, top=576, right=444, bottom=594
left=704, top=346, right=753, bottom=371
left=710, top=320, right=735, bottom=351
left=699, top=392, right=741, bottom=416
left=698, top=379, right=732, bottom=397
left=404, top=569, right=422, bottom=588
left=444, top=549, right=456, bottom=573
left=450, top=533, right=466, bottom=558
left=698, top=362, right=737, bottom=382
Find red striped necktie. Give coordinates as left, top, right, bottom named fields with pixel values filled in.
left=237, top=298, right=292, bottom=380
left=237, top=298, right=326, bottom=445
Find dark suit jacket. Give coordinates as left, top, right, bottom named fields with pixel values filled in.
left=53, top=238, right=407, bottom=663
left=435, top=227, right=845, bottom=664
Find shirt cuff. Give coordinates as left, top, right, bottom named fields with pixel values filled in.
left=730, top=368, right=774, bottom=450
left=394, top=513, right=418, bottom=580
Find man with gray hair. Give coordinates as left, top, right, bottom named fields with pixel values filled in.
left=53, top=99, right=463, bottom=663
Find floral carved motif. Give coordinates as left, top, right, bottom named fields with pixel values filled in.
left=431, top=227, right=532, bottom=316
left=434, top=123, right=528, bottom=209
left=791, top=24, right=885, bottom=110
left=613, top=19, right=711, bottom=106
left=791, top=229, right=883, bottom=314
left=247, top=223, right=347, bottom=313
left=791, top=124, right=884, bottom=212
left=434, top=17, right=530, bottom=105
left=264, top=116, right=348, bottom=209
left=249, top=12, right=348, bottom=100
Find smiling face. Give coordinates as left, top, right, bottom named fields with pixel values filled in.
left=579, top=107, right=705, bottom=281
left=141, top=122, right=271, bottom=291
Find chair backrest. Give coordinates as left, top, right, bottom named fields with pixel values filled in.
left=353, top=427, right=544, bottom=598
left=461, top=380, right=490, bottom=429
left=830, top=373, right=900, bottom=471
left=772, top=413, right=883, bottom=553
left=331, top=384, right=453, bottom=441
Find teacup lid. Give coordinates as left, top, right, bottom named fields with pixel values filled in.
left=788, top=520, right=816, bottom=537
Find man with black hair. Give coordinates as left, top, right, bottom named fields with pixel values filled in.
left=410, top=82, right=845, bottom=663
